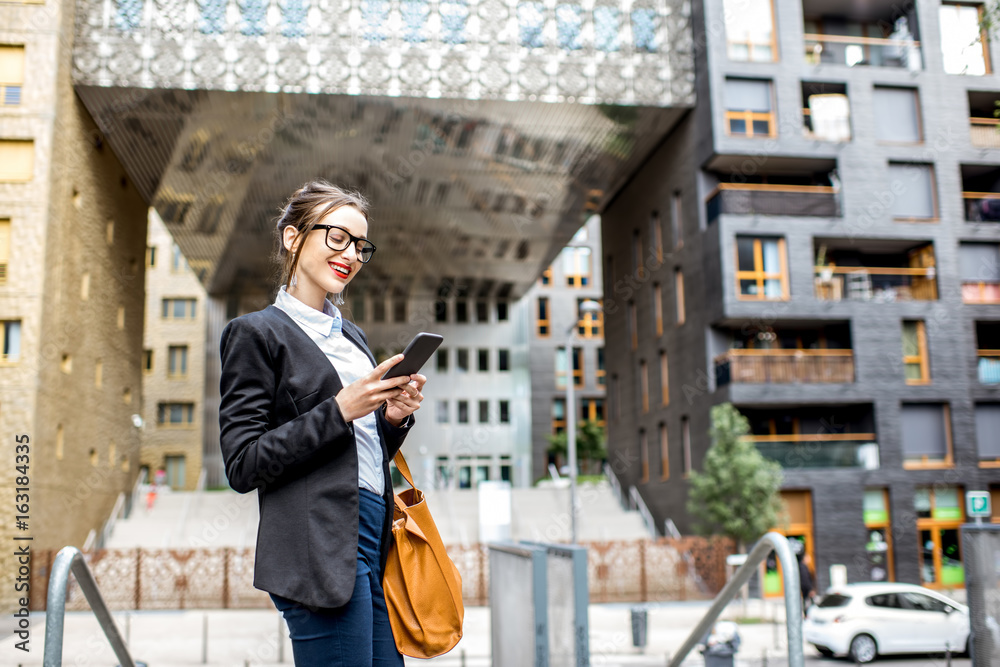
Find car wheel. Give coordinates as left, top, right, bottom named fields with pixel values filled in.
left=849, top=634, right=877, bottom=664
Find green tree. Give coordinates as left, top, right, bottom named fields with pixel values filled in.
left=547, top=420, right=607, bottom=475
left=686, top=403, right=783, bottom=553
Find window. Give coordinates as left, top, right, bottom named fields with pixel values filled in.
left=478, top=400, right=490, bottom=424
left=556, top=347, right=584, bottom=389
left=60, top=353, right=72, bottom=374
left=456, top=348, right=469, bottom=372
left=653, top=283, right=663, bottom=336
left=650, top=212, right=663, bottom=263
left=960, top=243, right=1000, bottom=303
left=802, top=81, right=851, bottom=141
left=640, top=431, right=650, bottom=483
left=864, top=488, right=895, bottom=582
left=562, top=247, right=592, bottom=286
left=497, top=301, right=509, bottom=321
left=0, top=140, right=34, bottom=182
left=682, top=417, right=692, bottom=475
left=142, top=349, right=154, bottom=374
left=632, top=230, right=644, bottom=276
left=56, top=424, right=64, bottom=460
left=168, top=345, right=189, bottom=379
left=628, top=301, right=638, bottom=349
left=725, top=79, right=775, bottom=137
left=392, top=296, right=407, bottom=323
left=675, top=269, right=686, bottom=324
left=659, top=423, right=670, bottom=480
left=157, top=402, right=195, bottom=426
left=165, top=455, right=187, bottom=490
left=457, top=400, right=469, bottom=424
left=940, top=3, right=989, bottom=75
left=455, top=300, right=469, bottom=323
left=351, top=295, right=366, bottom=323
left=640, top=360, right=649, bottom=413
left=146, top=245, right=157, bottom=268
left=372, top=297, right=386, bottom=322
left=477, top=348, right=489, bottom=372
left=117, top=305, right=125, bottom=329
left=672, top=192, right=683, bottom=249
left=435, top=348, right=448, bottom=373
left=888, top=163, right=936, bottom=220
left=902, top=321, right=930, bottom=384
left=660, top=350, right=669, bottom=406
left=162, top=298, right=197, bottom=320
left=582, top=398, right=605, bottom=425
left=552, top=398, right=566, bottom=434
left=171, top=244, right=186, bottom=272
left=901, top=403, right=953, bottom=468
left=499, top=400, right=510, bottom=424
left=537, top=297, right=550, bottom=336
left=498, top=348, right=510, bottom=371
left=0, top=46, right=25, bottom=106
left=476, top=300, right=489, bottom=322
left=723, top=0, right=776, bottom=61
left=1, top=320, right=21, bottom=362
left=736, top=236, right=788, bottom=300
left=975, top=403, right=1000, bottom=464
left=577, top=298, right=604, bottom=338
left=597, top=347, right=606, bottom=386
left=435, top=300, right=448, bottom=323
left=873, top=87, right=922, bottom=143
left=540, top=266, right=552, bottom=285
left=0, top=218, right=8, bottom=283
left=436, top=400, right=449, bottom=423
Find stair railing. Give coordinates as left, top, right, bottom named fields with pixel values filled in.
left=667, top=531, right=804, bottom=667
left=43, top=546, right=140, bottom=667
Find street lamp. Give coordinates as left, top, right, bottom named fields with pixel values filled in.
left=566, top=298, right=602, bottom=544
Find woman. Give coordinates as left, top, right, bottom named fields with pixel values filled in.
left=219, top=181, right=424, bottom=666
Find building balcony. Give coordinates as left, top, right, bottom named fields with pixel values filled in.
left=961, top=165, right=1000, bottom=221
left=970, top=118, right=1000, bottom=149
left=964, top=281, right=1000, bottom=304
left=979, top=350, right=1000, bottom=384
left=963, top=193, right=1000, bottom=222
left=803, top=34, right=921, bottom=70
left=738, top=405, right=879, bottom=469
left=814, top=240, right=938, bottom=302
left=706, top=184, right=840, bottom=222
left=960, top=243, right=1000, bottom=303
left=750, top=434, right=880, bottom=469
left=715, top=349, right=855, bottom=385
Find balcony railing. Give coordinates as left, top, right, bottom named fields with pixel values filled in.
left=980, top=350, right=1000, bottom=384
left=970, top=118, right=1000, bottom=149
left=963, top=192, right=1000, bottom=222
left=814, top=266, right=938, bottom=301
left=963, top=281, right=1000, bottom=304
left=706, top=184, right=839, bottom=222
left=747, top=434, right=880, bottom=469
left=803, top=33, right=922, bottom=70
left=714, top=349, right=855, bottom=385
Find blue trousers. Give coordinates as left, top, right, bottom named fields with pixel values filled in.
left=270, top=488, right=403, bottom=667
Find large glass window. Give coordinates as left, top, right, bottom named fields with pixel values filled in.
left=976, top=403, right=1000, bottom=464
left=561, top=246, right=592, bottom=287
left=157, top=402, right=195, bottom=426
left=902, top=320, right=930, bottom=384
left=168, top=345, right=189, bottom=379
left=725, top=79, right=775, bottom=137
left=960, top=243, right=1000, bottom=303
left=864, top=489, right=894, bottom=582
left=873, top=87, right=922, bottom=143
left=0, top=140, right=34, bottom=182
left=537, top=297, right=550, bottom=336
left=1, top=320, right=21, bottom=363
left=736, top=236, right=788, bottom=300
left=940, top=3, right=989, bottom=75
left=916, top=486, right=965, bottom=588
left=724, top=0, right=776, bottom=61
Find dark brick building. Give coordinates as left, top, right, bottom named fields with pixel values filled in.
left=600, top=0, right=1000, bottom=595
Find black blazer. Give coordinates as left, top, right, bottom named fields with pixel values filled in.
left=219, top=305, right=412, bottom=608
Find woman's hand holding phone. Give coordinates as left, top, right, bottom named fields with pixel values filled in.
left=385, top=373, right=426, bottom=426
left=335, top=354, right=415, bottom=423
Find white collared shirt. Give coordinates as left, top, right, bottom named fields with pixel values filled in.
left=273, top=285, right=384, bottom=494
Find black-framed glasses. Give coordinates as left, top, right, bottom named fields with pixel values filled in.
left=314, top=224, right=377, bottom=263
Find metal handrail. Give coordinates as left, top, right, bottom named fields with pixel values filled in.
left=667, top=532, right=803, bottom=667
left=43, top=546, right=139, bottom=667
left=628, top=486, right=659, bottom=538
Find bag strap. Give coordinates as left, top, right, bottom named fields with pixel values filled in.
left=393, top=451, right=417, bottom=490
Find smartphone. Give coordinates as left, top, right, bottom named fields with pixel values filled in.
left=381, top=332, right=444, bottom=380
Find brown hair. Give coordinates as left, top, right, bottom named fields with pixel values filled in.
left=273, top=180, right=371, bottom=290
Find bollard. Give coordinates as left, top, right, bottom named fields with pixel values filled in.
left=460, top=648, right=466, bottom=667
left=278, top=613, right=286, bottom=663
left=631, top=606, right=648, bottom=648
left=761, top=648, right=767, bottom=667
left=202, top=614, right=208, bottom=664
left=945, top=642, right=952, bottom=667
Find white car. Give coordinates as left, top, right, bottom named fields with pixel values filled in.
left=803, top=582, right=968, bottom=663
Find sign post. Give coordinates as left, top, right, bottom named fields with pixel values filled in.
left=967, top=490, right=991, bottom=526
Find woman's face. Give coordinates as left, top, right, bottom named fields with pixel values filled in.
left=284, top=204, right=368, bottom=308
